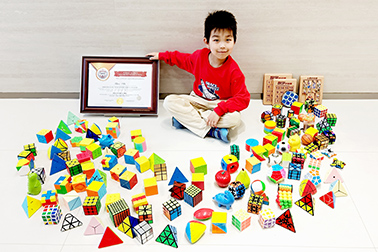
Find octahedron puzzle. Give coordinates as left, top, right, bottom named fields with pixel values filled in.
left=108, top=198, right=131, bottom=227
left=163, top=198, right=182, bottom=221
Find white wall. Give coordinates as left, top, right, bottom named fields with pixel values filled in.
left=1, top=0, right=377, bottom=97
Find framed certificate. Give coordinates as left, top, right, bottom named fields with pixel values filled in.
left=80, top=56, right=159, bottom=115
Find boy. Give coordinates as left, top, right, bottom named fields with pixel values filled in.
left=147, top=10, right=250, bottom=143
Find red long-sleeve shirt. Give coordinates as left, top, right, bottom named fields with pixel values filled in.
left=159, top=48, right=250, bottom=116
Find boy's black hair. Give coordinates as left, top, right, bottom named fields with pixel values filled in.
left=204, top=10, right=237, bottom=43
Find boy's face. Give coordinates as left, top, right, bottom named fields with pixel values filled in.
left=204, top=28, right=235, bottom=65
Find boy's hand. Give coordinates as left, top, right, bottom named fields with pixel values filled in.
left=207, top=111, right=220, bottom=128
left=146, top=52, right=159, bottom=60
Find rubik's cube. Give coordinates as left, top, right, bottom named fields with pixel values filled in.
left=323, top=130, right=336, bottom=144
left=133, top=221, right=154, bottom=245
left=66, top=159, right=82, bottom=176
left=79, top=138, right=94, bottom=152
left=326, top=113, right=337, bottom=126
left=305, top=99, right=317, bottom=113
left=304, top=168, right=322, bottom=186
left=41, top=205, right=62, bottom=225
left=24, top=143, right=37, bottom=156
left=135, top=156, right=150, bottom=173
left=314, top=105, right=328, bottom=118
left=228, top=181, right=246, bottom=199
left=184, top=185, right=202, bottom=207
left=83, top=196, right=101, bottom=215
left=288, top=163, right=302, bottom=180
left=258, top=208, right=276, bottom=229
left=30, top=167, right=46, bottom=185
left=86, top=181, right=106, bottom=200
left=106, top=121, right=120, bottom=139
left=130, top=129, right=142, bottom=142
left=211, top=212, right=227, bottom=234
left=289, top=117, right=301, bottom=128
left=169, top=181, right=186, bottom=200
left=305, top=143, right=318, bottom=153
left=41, top=190, right=58, bottom=206
left=291, top=101, right=303, bottom=115
left=263, top=134, right=278, bottom=147
left=316, top=119, right=332, bottom=133
left=245, top=156, right=261, bottom=174
left=124, top=148, right=140, bottom=165
left=192, top=173, right=205, bottom=190
left=108, top=198, right=130, bottom=227
left=72, top=174, right=87, bottom=192
left=314, top=134, right=329, bottom=150
left=190, top=157, right=207, bottom=175
left=86, top=142, right=102, bottom=160
left=261, top=111, right=273, bottom=123
left=110, top=164, right=127, bottom=182
left=144, top=177, right=158, bottom=196
left=230, top=144, right=240, bottom=160
left=282, top=91, right=298, bottom=107
left=54, top=175, right=72, bottom=194
left=247, top=193, right=263, bottom=214
left=154, top=163, right=167, bottom=181
left=131, top=193, right=148, bottom=212
left=276, top=184, right=293, bottom=210
left=110, top=141, right=126, bottom=158
left=276, top=114, right=287, bottom=128
left=101, top=154, right=118, bottom=171
left=163, top=198, right=182, bottom=221
left=120, top=170, right=138, bottom=190
left=36, top=129, right=54, bottom=144
left=105, top=193, right=121, bottom=212
left=272, top=104, right=283, bottom=116
left=272, top=127, right=285, bottom=142
left=292, top=152, right=305, bottom=169
left=232, top=209, right=251, bottom=231
left=138, top=204, right=153, bottom=224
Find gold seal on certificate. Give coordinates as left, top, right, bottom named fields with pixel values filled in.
left=116, top=98, right=124, bottom=105
left=90, top=63, right=116, bottom=81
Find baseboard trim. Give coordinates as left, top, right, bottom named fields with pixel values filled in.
left=0, top=92, right=377, bottom=99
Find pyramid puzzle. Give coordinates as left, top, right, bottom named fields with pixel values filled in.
left=155, top=224, right=178, bottom=248
left=84, top=217, right=106, bottom=235
left=168, top=167, right=188, bottom=186
left=60, top=213, right=83, bottom=232
left=22, top=195, right=42, bottom=218
left=98, top=227, right=123, bottom=248
left=66, top=111, right=80, bottom=126
left=319, top=191, right=335, bottom=209
left=276, top=209, right=296, bottom=233
left=149, top=153, right=165, bottom=172
left=295, top=193, right=315, bottom=216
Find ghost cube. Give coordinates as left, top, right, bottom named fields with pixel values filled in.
left=36, top=129, right=54, bottom=144
left=54, top=175, right=72, bottom=194
left=228, top=181, right=246, bottom=199
left=124, top=148, right=140, bottom=165
left=120, top=170, right=138, bottom=190
left=272, top=104, right=283, bottom=116
left=314, top=105, right=328, bottom=118
left=232, top=209, right=251, bottom=231
left=83, top=196, right=101, bottom=215
left=276, top=114, right=287, bottom=128
left=86, top=142, right=102, bottom=160
left=41, top=190, right=58, bottom=206
left=245, top=156, right=262, bottom=174
left=323, top=130, right=336, bottom=144
left=288, top=163, right=302, bottom=180
left=326, top=113, right=337, bottom=126
left=106, top=121, right=120, bottom=139
left=30, top=167, right=46, bottom=185
left=133, top=221, right=154, bottom=245
left=131, top=193, right=148, bottom=212
left=247, top=193, right=264, bottom=214
left=108, top=198, right=130, bottom=227
left=66, top=159, right=82, bottom=177
left=72, top=174, right=87, bottom=193
left=282, top=91, right=298, bottom=107
left=41, top=205, right=62, bottom=225
left=110, top=164, right=127, bottom=182
left=184, top=185, right=202, bottom=207
left=314, top=134, right=329, bottom=150
left=258, top=208, right=276, bottom=229
left=190, top=157, right=207, bottom=175
left=110, top=141, right=126, bottom=158
left=86, top=181, right=107, bottom=200
left=170, top=181, right=186, bottom=200
left=316, top=119, right=332, bottom=134
left=163, top=198, right=182, bottom=221
left=135, top=156, right=150, bottom=173
left=291, top=101, right=303, bottom=115
left=138, top=204, right=153, bottom=224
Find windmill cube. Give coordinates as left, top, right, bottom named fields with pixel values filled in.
left=83, top=196, right=101, bottom=215
left=144, top=177, right=158, bottom=196
left=192, top=173, right=205, bottom=190
left=106, top=122, right=120, bottom=138
left=133, top=221, right=154, bottom=245
left=221, top=154, right=239, bottom=173
left=258, top=208, right=276, bottom=229
left=62, top=190, right=82, bottom=211
left=314, top=134, right=329, bottom=150
left=110, top=141, right=126, bottom=158
left=118, top=215, right=138, bottom=238
left=326, top=113, right=337, bottom=126
left=131, top=193, right=148, bottom=212
left=190, top=157, right=207, bottom=175
left=41, top=190, right=58, bottom=206
left=314, top=105, right=328, bottom=118
left=54, top=175, right=72, bottom=194
left=81, top=161, right=95, bottom=179
left=30, top=167, right=46, bottom=185
left=101, top=154, right=118, bottom=171
left=288, top=163, right=302, bottom=180
left=138, top=204, right=153, bottom=224
left=156, top=225, right=178, bottom=248
left=211, top=212, right=227, bottom=234
left=163, top=198, right=182, bottom=221
left=135, top=156, right=150, bottom=173
left=154, top=163, right=167, bottom=181
left=232, top=209, right=251, bottom=231
left=86, top=181, right=106, bottom=200
left=247, top=193, right=264, bottom=214
left=108, top=198, right=130, bottom=227
left=72, top=174, right=87, bottom=193
left=36, top=129, right=54, bottom=144
left=66, top=158, right=82, bottom=176
left=120, top=170, right=138, bottom=190
left=184, top=185, right=202, bottom=207
left=245, top=156, right=261, bottom=174
left=79, top=138, right=94, bottom=152
left=124, top=148, right=139, bottom=165
left=110, top=164, right=127, bottom=182
left=41, top=205, right=62, bottom=225
left=105, top=193, right=121, bottom=212
left=86, top=142, right=102, bottom=160
left=291, top=101, right=303, bottom=115
left=169, top=181, right=186, bottom=200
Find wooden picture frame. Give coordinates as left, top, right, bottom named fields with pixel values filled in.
left=298, top=76, right=324, bottom=104
left=272, top=79, right=298, bottom=105
left=80, top=56, right=159, bottom=115
left=263, top=73, right=293, bottom=105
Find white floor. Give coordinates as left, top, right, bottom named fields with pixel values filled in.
left=1, top=98, right=377, bottom=252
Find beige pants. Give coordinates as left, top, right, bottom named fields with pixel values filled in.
left=163, top=91, right=241, bottom=138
